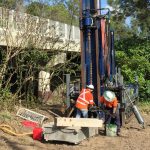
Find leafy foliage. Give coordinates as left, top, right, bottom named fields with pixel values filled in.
left=25, top=0, right=79, bottom=25
left=108, top=0, right=150, bottom=101
left=108, top=0, right=150, bottom=37
left=0, top=0, right=16, bottom=9
left=115, top=37, right=150, bottom=100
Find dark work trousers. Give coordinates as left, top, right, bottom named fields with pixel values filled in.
left=105, top=107, right=121, bottom=133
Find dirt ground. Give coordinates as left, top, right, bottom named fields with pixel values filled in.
left=0, top=107, right=150, bottom=150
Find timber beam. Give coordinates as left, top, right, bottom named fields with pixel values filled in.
left=55, top=117, right=103, bottom=128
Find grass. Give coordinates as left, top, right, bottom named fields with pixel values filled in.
left=0, top=111, right=13, bottom=123
left=138, top=101, right=150, bottom=114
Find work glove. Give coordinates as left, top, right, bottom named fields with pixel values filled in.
left=88, top=104, right=93, bottom=109
left=99, top=104, right=105, bottom=110
left=89, top=105, right=98, bottom=112
left=112, top=113, right=116, bottom=118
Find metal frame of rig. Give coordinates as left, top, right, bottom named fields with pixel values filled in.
left=42, top=0, right=144, bottom=144
left=65, top=0, right=144, bottom=128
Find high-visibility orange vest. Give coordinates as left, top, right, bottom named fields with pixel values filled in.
left=99, top=96, right=118, bottom=108
left=76, top=89, right=94, bottom=110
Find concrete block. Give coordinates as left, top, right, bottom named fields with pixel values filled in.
left=43, top=122, right=99, bottom=144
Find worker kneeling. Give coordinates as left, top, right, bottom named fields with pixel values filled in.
left=99, top=90, right=121, bottom=136
left=75, top=84, right=94, bottom=118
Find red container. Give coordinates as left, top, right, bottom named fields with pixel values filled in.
left=33, top=127, right=43, bottom=141
left=21, top=120, right=39, bottom=128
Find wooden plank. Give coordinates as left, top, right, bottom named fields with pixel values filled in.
left=55, top=117, right=103, bottom=128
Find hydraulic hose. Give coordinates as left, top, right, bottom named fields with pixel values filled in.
left=0, top=124, right=32, bottom=136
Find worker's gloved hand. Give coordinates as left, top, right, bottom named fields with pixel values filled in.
left=88, top=104, right=93, bottom=109
left=93, top=102, right=96, bottom=106
left=89, top=105, right=97, bottom=111
left=112, top=113, right=116, bottom=118
left=100, top=104, right=105, bottom=110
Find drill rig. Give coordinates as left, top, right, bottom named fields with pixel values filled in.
left=42, top=0, right=144, bottom=144
left=67, top=0, right=144, bottom=127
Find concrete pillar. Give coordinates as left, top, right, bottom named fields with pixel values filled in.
left=64, top=24, right=68, bottom=42
left=38, top=70, right=51, bottom=103
left=72, top=26, right=75, bottom=40
left=8, top=9, right=14, bottom=30
left=55, top=21, right=59, bottom=36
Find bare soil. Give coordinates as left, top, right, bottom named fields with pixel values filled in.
left=0, top=106, right=150, bottom=150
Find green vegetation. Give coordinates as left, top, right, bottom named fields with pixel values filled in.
left=0, top=46, right=79, bottom=110
left=108, top=0, right=150, bottom=101
left=108, top=0, right=150, bottom=37
left=139, top=101, right=150, bottom=113
left=0, top=0, right=16, bottom=9
left=25, top=1, right=79, bottom=25
left=115, top=37, right=150, bottom=101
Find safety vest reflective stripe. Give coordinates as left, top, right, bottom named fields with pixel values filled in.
left=89, top=100, right=93, bottom=103
left=79, top=90, right=89, bottom=96
left=76, top=100, right=86, bottom=106
left=78, top=97, right=89, bottom=104
left=78, top=90, right=90, bottom=104
left=76, top=89, right=93, bottom=109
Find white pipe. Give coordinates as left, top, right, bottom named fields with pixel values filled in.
left=97, top=0, right=101, bottom=15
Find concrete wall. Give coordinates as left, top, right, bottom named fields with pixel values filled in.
left=0, top=7, right=80, bottom=52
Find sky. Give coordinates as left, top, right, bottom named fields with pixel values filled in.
left=101, top=0, right=131, bottom=26
left=101, top=0, right=108, bottom=8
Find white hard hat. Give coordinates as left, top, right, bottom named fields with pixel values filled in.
left=86, top=84, right=94, bottom=90
left=103, top=91, right=115, bottom=102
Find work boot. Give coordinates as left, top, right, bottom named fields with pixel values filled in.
left=117, top=131, right=121, bottom=136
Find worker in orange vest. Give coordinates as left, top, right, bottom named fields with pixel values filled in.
left=99, top=90, right=121, bottom=135
left=75, top=84, right=94, bottom=118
